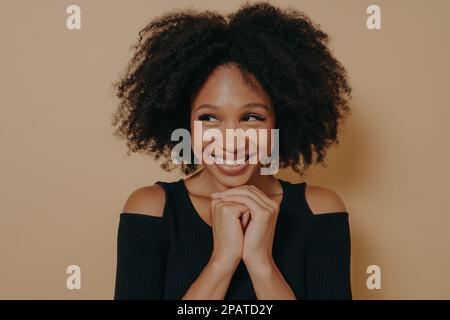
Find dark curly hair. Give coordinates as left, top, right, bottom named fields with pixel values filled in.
left=111, top=1, right=352, bottom=176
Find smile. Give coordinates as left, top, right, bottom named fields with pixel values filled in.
left=211, top=153, right=255, bottom=176
left=212, top=153, right=249, bottom=166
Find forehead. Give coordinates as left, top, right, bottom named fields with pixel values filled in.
left=192, top=64, right=272, bottom=110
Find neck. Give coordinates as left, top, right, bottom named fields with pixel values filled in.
left=191, top=166, right=281, bottom=197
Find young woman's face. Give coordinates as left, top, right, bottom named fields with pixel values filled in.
left=190, top=63, right=276, bottom=187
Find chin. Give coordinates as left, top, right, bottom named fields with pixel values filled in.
left=206, top=163, right=260, bottom=188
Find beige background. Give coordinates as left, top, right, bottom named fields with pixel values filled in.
left=1, top=0, right=449, bottom=299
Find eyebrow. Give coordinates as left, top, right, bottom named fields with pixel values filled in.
left=195, top=103, right=271, bottom=112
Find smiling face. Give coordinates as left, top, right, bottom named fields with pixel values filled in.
left=190, top=63, right=276, bottom=187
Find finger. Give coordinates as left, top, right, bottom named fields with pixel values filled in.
left=247, top=185, right=279, bottom=209
left=217, top=194, right=269, bottom=216
left=217, top=200, right=250, bottom=218
left=210, top=198, right=221, bottom=225
left=213, top=186, right=273, bottom=210
left=211, top=198, right=221, bottom=211
left=241, top=211, right=250, bottom=232
left=233, top=202, right=251, bottom=216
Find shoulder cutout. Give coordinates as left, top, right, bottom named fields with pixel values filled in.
left=305, top=184, right=347, bottom=215
left=121, top=184, right=166, bottom=217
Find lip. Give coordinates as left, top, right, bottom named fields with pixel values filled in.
left=215, top=160, right=249, bottom=176
left=212, top=153, right=255, bottom=176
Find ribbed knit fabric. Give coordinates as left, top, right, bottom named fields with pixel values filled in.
left=114, top=178, right=352, bottom=300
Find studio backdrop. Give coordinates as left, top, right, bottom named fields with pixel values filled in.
left=1, top=0, right=449, bottom=299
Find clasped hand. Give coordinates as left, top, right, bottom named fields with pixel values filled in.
left=210, top=185, right=280, bottom=269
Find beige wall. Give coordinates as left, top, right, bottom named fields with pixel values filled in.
left=1, top=0, right=449, bottom=299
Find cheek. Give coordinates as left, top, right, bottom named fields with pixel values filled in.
left=190, top=126, right=200, bottom=161
left=254, top=123, right=276, bottom=157
left=252, top=131, right=269, bottom=160
left=190, top=123, right=214, bottom=163
left=190, top=122, right=210, bottom=151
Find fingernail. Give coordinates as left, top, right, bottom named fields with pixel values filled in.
left=211, top=192, right=220, bottom=198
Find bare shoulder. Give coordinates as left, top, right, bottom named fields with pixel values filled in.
left=304, top=184, right=347, bottom=214
left=121, top=184, right=166, bottom=217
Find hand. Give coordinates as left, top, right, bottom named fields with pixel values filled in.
left=211, top=185, right=280, bottom=268
left=209, top=197, right=249, bottom=270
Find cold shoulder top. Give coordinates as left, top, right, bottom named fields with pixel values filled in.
left=114, top=179, right=352, bottom=300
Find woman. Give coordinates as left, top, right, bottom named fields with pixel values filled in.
left=112, top=2, right=352, bottom=300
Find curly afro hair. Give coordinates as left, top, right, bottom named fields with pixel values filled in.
left=111, top=1, right=352, bottom=176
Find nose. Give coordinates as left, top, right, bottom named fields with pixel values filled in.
left=222, top=118, right=241, bottom=131
left=217, top=134, right=249, bottom=158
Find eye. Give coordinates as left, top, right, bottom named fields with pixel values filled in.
left=197, top=113, right=220, bottom=122
left=242, top=113, right=266, bottom=122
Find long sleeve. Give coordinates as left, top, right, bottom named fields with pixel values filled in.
left=305, top=212, right=352, bottom=299
left=114, top=213, right=168, bottom=299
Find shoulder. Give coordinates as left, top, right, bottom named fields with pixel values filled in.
left=121, top=184, right=166, bottom=217
left=304, top=184, right=347, bottom=215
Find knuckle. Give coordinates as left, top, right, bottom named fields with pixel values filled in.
left=219, top=204, right=234, bottom=215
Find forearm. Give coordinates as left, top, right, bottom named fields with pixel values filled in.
left=245, top=257, right=297, bottom=300
left=182, top=257, right=239, bottom=300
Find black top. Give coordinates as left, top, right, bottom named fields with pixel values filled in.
left=114, top=179, right=352, bottom=300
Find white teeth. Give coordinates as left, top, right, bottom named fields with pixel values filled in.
left=213, top=154, right=248, bottom=166
left=223, top=162, right=243, bottom=167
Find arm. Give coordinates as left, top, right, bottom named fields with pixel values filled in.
left=181, top=256, right=239, bottom=300
left=233, top=184, right=349, bottom=300
left=304, top=185, right=352, bottom=299
left=245, top=257, right=296, bottom=300
left=182, top=198, right=248, bottom=300
left=114, top=185, right=167, bottom=299
left=211, top=185, right=297, bottom=300
left=305, top=213, right=352, bottom=299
